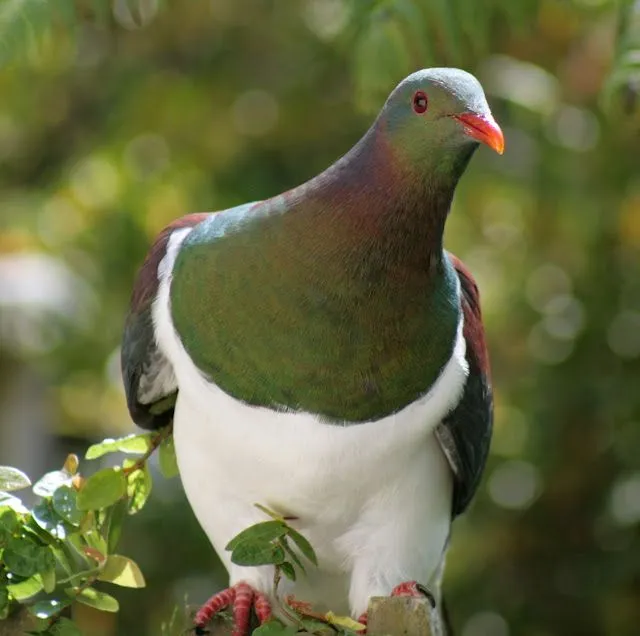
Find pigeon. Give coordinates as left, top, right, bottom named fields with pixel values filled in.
left=122, top=67, right=502, bottom=635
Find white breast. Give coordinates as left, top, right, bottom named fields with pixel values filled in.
left=152, top=227, right=468, bottom=617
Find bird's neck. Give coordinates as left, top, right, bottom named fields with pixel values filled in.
left=298, top=124, right=474, bottom=271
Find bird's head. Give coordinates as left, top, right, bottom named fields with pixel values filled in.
left=379, top=68, right=504, bottom=173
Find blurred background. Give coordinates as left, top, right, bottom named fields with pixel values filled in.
left=1, top=0, right=639, bottom=635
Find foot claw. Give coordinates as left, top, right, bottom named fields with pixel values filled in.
left=356, top=612, right=368, bottom=634
left=194, top=582, right=272, bottom=636
left=391, top=580, right=435, bottom=608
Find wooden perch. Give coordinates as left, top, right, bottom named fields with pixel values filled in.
left=367, top=596, right=438, bottom=635
left=0, top=596, right=441, bottom=635
left=203, top=596, right=441, bottom=636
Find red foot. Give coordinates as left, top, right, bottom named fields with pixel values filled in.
left=356, top=581, right=434, bottom=634
left=194, top=582, right=272, bottom=636
left=391, top=580, right=433, bottom=602
left=356, top=612, right=368, bottom=634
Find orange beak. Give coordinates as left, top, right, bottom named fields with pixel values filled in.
left=453, top=112, right=505, bottom=155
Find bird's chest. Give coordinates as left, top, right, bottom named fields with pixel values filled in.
left=171, top=241, right=461, bottom=423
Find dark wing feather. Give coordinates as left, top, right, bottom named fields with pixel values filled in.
left=121, top=213, right=209, bottom=430
left=436, top=254, right=493, bottom=517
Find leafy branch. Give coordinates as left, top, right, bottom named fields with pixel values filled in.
left=221, top=506, right=364, bottom=636
left=1, top=429, right=362, bottom=636
left=0, top=425, right=179, bottom=635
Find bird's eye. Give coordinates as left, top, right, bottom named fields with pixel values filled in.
left=412, top=91, right=428, bottom=114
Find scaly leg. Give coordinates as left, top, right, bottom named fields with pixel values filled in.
left=194, top=582, right=272, bottom=636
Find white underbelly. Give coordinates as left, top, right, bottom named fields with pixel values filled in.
left=153, top=227, right=465, bottom=616
left=173, top=376, right=454, bottom=615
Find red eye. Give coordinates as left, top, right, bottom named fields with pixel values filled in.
left=413, top=91, right=428, bottom=114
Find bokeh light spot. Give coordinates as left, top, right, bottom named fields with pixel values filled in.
left=548, top=105, right=599, bottom=151
left=124, top=133, right=171, bottom=180
left=463, top=611, right=509, bottom=636
left=609, top=473, right=640, bottom=526
left=527, top=321, right=574, bottom=364
left=541, top=294, right=585, bottom=340
left=489, top=460, right=541, bottom=510
left=70, top=156, right=121, bottom=209
left=303, top=0, right=349, bottom=39
left=232, top=90, right=279, bottom=137
left=113, top=0, right=159, bottom=30
left=526, top=264, right=572, bottom=312
left=607, top=310, right=640, bottom=358
left=493, top=406, right=529, bottom=457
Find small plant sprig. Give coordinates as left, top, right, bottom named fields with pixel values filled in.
left=0, top=425, right=178, bottom=635
left=2, top=432, right=363, bottom=636
left=221, top=506, right=364, bottom=636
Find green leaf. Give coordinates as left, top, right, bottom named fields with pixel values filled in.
left=85, top=433, right=152, bottom=460
left=33, top=471, right=72, bottom=498
left=32, top=500, right=70, bottom=540
left=252, top=621, right=298, bottom=636
left=41, top=565, right=56, bottom=593
left=280, top=536, right=305, bottom=573
left=49, top=543, right=73, bottom=576
left=26, top=514, right=62, bottom=546
left=299, top=618, right=335, bottom=635
left=25, top=619, right=51, bottom=635
left=0, top=491, right=28, bottom=513
left=29, top=595, right=73, bottom=619
left=0, top=507, right=19, bottom=543
left=75, top=587, right=119, bottom=612
left=279, top=561, right=296, bottom=581
left=82, top=527, right=107, bottom=557
left=0, top=586, right=8, bottom=614
left=124, top=461, right=152, bottom=514
left=230, top=541, right=285, bottom=567
left=225, top=520, right=287, bottom=551
left=52, top=485, right=84, bottom=526
left=53, top=488, right=84, bottom=528
left=97, top=554, right=146, bottom=588
left=0, top=465, right=31, bottom=491
left=286, top=526, right=318, bottom=566
left=105, top=498, right=127, bottom=553
left=76, top=468, right=126, bottom=511
left=7, top=574, right=44, bottom=601
left=3, top=535, right=51, bottom=577
left=50, top=617, right=84, bottom=636
left=158, top=435, right=179, bottom=478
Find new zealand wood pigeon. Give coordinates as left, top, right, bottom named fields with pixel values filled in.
left=121, top=68, right=502, bottom=635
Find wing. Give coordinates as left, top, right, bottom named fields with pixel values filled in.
left=436, top=254, right=493, bottom=517
left=121, top=213, right=209, bottom=430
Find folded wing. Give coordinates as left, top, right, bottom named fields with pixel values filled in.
left=436, top=254, right=493, bottom=516
left=121, top=213, right=209, bottom=430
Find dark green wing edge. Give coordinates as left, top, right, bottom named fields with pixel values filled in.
left=436, top=254, right=493, bottom=517
left=121, top=213, right=209, bottom=430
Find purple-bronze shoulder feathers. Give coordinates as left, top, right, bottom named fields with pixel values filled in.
left=122, top=213, right=209, bottom=430
left=436, top=253, right=493, bottom=517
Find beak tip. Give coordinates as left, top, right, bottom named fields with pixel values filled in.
left=454, top=112, right=505, bottom=156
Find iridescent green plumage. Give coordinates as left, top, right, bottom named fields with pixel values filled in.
left=169, top=69, right=491, bottom=421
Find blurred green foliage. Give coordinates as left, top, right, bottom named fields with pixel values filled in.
left=0, top=1, right=639, bottom=635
